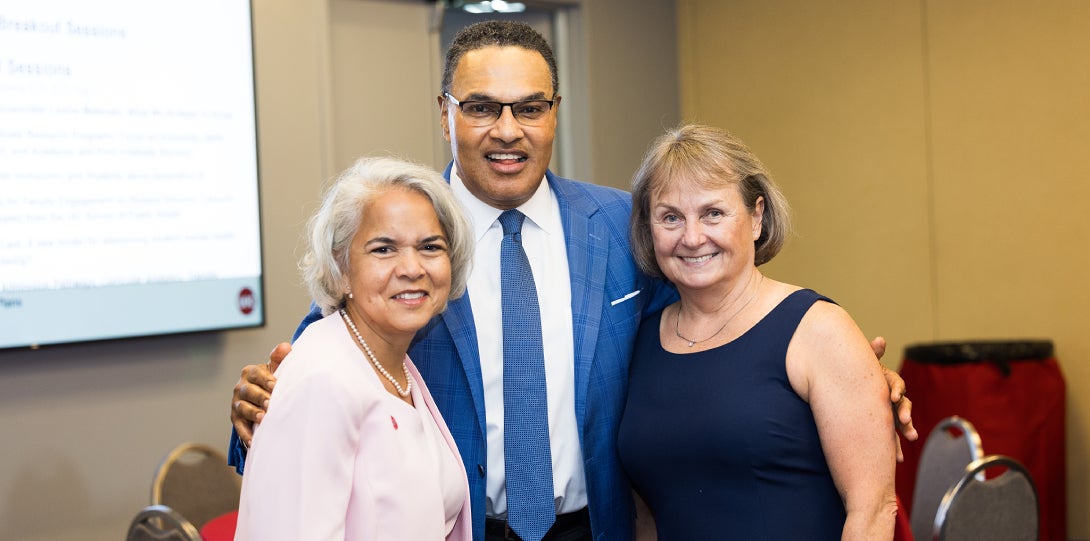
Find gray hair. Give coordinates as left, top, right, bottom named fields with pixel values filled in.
left=301, top=156, right=474, bottom=315
left=630, top=124, right=793, bottom=279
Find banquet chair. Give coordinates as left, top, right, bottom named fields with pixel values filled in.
left=126, top=504, right=202, bottom=541
left=909, top=415, right=983, bottom=541
left=934, top=455, right=1038, bottom=541
left=151, top=442, right=241, bottom=531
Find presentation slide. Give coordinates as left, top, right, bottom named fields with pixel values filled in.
left=0, top=0, right=264, bottom=349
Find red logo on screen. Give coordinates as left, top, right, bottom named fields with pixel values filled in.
left=239, top=287, right=256, bottom=315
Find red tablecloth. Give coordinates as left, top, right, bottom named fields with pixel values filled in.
left=199, top=510, right=238, bottom=541
left=897, top=342, right=1065, bottom=541
left=894, top=495, right=914, bottom=541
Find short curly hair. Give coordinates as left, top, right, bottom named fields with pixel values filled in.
left=441, top=20, right=558, bottom=95
left=629, top=124, right=793, bottom=279
left=300, top=156, right=474, bottom=315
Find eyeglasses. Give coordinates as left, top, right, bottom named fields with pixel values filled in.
left=444, top=92, right=558, bottom=127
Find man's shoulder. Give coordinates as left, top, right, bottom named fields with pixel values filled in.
left=547, top=172, right=633, bottom=215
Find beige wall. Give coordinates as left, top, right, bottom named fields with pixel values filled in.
left=581, top=0, right=680, bottom=187
left=679, top=0, right=1090, bottom=537
left=0, top=1, right=678, bottom=539
left=327, top=0, right=445, bottom=172
left=11, top=0, right=1084, bottom=538
left=0, top=0, right=328, bottom=538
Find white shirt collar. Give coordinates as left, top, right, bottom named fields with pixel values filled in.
left=449, top=169, right=556, bottom=239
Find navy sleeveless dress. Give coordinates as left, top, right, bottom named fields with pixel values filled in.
left=617, top=289, right=845, bottom=540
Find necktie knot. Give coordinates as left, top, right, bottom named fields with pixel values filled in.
left=499, top=209, right=526, bottom=237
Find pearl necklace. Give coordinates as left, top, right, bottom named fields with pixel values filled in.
left=675, top=275, right=763, bottom=347
left=340, top=308, right=412, bottom=397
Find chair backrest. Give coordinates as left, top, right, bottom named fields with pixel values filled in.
left=935, top=455, right=1039, bottom=541
left=151, top=442, right=241, bottom=529
left=910, top=415, right=983, bottom=541
left=126, top=504, right=202, bottom=541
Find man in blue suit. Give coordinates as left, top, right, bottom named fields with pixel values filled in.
left=229, top=21, right=914, bottom=541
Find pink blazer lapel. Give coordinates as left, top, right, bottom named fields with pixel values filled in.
left=405, top=357, right=474, bottom=541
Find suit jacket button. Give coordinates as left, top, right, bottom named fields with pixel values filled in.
left=477, top=464, right=485, bottom=477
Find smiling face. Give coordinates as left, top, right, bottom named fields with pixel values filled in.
left=650, top=177, right=764, bottom=294
left=342, top=188, right=452, bottom=342
left=440, top=45, right=558, bottom=210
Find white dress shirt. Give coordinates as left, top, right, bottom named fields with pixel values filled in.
left=450, top=171, right=587, bottom=518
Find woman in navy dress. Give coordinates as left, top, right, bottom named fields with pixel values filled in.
left=618, top=125, right=897, bottom=540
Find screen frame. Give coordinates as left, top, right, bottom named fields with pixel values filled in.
left=0, top=0, right=266, bottom=351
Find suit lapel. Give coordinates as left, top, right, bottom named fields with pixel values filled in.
left=550, top=173, right=608, bottom=429
left=439, top=292, right=488, bottom=437
left=438, top=165, right=489, bottom=437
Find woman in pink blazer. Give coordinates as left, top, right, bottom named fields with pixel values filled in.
left=236, top=156, right=475, bottom=540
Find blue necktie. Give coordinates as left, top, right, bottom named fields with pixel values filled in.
left=499, top=209, right=555, bottom=541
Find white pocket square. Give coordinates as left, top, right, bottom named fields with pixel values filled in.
left=610, top=290, right=641, bottom=306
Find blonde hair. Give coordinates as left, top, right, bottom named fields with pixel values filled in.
left=629, top=124, right=792, bottom=278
